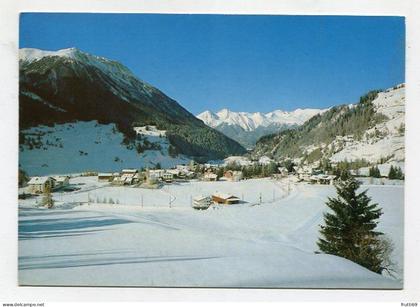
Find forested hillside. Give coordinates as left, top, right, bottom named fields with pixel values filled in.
left=251, top=85, right=405, bottom=166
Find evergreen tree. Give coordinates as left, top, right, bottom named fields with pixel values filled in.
left=389, top=166, right=404, bottom=180
left=394, top=167, right=404, bottom=180
left=388, top=165, right=396, bottom=179
left=317, top=177, right=388, bottom=273
left=18, top=168, right=29, bottom=187
left=369, top=166, right=381, bottom=178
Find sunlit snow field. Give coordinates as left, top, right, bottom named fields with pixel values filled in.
left=18, top=177, right=403, bottom=288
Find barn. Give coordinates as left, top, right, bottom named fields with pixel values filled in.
left=212, top=193, right=240, bottom=205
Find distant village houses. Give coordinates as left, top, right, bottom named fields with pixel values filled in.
left=204, top=171, right=218, bottom=182
left=224, top=170, right=243, bottom=182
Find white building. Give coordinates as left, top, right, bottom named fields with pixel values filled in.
left=204, top=172, right=218, bottom=181
left=27, top=176, right=55, bottom=194
left=192, top=195, right=212, bottom=210
left=310, top=174, right=336, bottom=185
left=52, top=176, right=70, bottom=189
left=176, top=164, right=190, bottom=172
left=162, top=172, right=174, bottom=182
left=146, top=169, right=165, bottom=184
left=294, top=166, right=313, bottom=182
left=224, top=170, right=243, bottom=182
left=119, top=169, right=141, bottom=185
left=98, top=173, right=114, bottom=182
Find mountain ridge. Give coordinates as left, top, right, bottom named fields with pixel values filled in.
left=19, top=47, right=246, bottom=163
left=197, top=107, right=326, bottom=148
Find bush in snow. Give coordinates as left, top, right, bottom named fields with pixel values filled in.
left=41, top=186, right=54, bottom=209
left=317, top=176, right=393, bottom=274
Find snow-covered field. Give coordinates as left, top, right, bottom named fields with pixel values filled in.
left=19, top=121, right=189, bottom=176
left=18, top=177, right=403, bottom=288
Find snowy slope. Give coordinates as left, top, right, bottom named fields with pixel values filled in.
left=19, top=178, right=403, bottom=288
left=19, top=48, right=246, bottom=160
left=197, top=108, right=325, bottom=131
left=330, top=85, right=405, bottom=163
left=19, top=121, right=189, bottom=176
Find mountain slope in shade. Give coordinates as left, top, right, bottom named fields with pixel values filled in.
left=19, top=48, right=246, bottom=163
left=197, top=108, right=325, bottom=148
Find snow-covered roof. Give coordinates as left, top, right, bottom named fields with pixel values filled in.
left=28, top=176, right=54, bottom=185
left=212, top=193, right=240, bottom=200
left=121, top=169, right=138, bottom=173
left=204, top=173, right=218, bottom=178
left=193, top=195, right=211, bottom=202
left=98, top=173, right=113, bottom=177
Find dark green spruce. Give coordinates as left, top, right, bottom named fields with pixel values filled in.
left=317, top=177, right=391, bottom=274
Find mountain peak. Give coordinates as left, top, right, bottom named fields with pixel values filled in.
left=19, top=47, right=83, bottom=63
left=197, top=107, right=325, bottom=131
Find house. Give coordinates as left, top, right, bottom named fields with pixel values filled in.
left=224, top=170, right=243, bottom=182
left=192, top=195, right=212, bottom=210
left=98, top=173, right=114, bottom=182
left=146, top=169, right=164, bottom=184
left=295, top=166, right=313, bottom=182
left=162, top=172, right=174, bottom=183
left=119, top=169, right=141, bottom=185
left=310, top=174, right=336, bottom=185
left=176, top=164, right=189, bottom=172
left=212, top=193, right=240, bottom=205
left=166, top=169, right=181, bottom=177
left=184, top=171, right=196, bottom=179
left=189, top=160, right=198, bottom=171
left=204, top=172, right=218, bottom=182
left=52, top=176, right=70, bottom=189
left=27, top=176, right=55, bottom=194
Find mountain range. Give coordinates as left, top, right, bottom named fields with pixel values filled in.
left=19, top=48, right=246, bottom=166
left=197, top=108, right=325, bottom=148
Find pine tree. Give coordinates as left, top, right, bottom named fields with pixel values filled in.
left=369, top=166, right=381, bottom=178
left=395, top=167, right=404, bottom=180
left=388, top=165, right=396, bottom=179
left=317, top=176, right=388, bottom=273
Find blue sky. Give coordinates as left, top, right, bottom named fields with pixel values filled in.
left=20, top=13, right=405, bottom=114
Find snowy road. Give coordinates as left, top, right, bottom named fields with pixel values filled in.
left=18, top=178, right=403, bottom=288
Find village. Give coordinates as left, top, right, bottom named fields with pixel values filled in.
left=20, top=150, right=401, bottom=212
left=18, top=156, right=405, bottom=288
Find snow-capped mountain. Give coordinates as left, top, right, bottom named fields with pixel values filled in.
left=19, top=48, right=245, bottom=173
left=197, top=108, right=325, bottom=148
left=198, top=108, right=324, bottom=131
